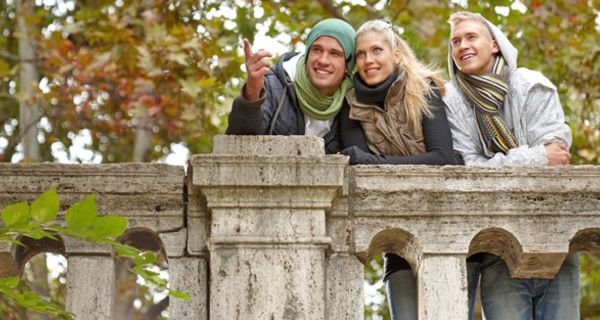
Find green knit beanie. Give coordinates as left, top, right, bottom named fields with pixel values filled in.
left=305, top=18, right=356, bottom=72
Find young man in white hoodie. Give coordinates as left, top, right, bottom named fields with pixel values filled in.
left=443, top=11, right=578, bottom=320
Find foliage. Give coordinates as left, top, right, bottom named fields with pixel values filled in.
left=0, top=189, right=188, bottom=319
left=0, top=1, right=596, bottom=164
left=364, top=255, right=390, bottom=320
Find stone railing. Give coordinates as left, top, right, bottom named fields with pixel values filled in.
left=1, top=135, right=599, bottom=320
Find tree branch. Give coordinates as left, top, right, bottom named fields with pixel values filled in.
left=0, top=49, right=37, bottom=62
left=0, top=49, right=20, bottom=61
left=317, top=0, right=345, bottom=20
left=144, top=296, right=169, bottom=320
left=3, top=111, right=46, bottom=160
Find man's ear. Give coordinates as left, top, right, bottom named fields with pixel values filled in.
left=491, top=39, right=500, bottom=54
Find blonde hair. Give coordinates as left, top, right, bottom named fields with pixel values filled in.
left=356, top=20, right=445, bottom=127
left=448, top=11, right=494, bottom=40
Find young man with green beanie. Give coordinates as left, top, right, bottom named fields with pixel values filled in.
left=226, top=18, right=356, bottom=154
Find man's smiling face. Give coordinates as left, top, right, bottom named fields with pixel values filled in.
left=306, top=36, right=347, bottom=96
left=450, top=19, right=499, bottom=76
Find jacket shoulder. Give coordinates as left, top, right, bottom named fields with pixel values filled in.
left=509, top=68, right=557, bottom=95
left=442, top=81, right=468, bottom=112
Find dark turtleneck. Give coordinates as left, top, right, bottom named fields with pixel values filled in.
left=353, top=68, right=400, bottom=109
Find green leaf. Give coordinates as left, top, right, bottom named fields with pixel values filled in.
left=0, top=277, right=20, bottom=288
left=1, top=202, right=30, bottom=226
left=166, top=52, right=189, bottom=66
left=169, top=289, right=190, bottom=300
left=65, top=194, right=97, bottom=231
left=92, top=216, right=128, bottom=238
left=179, top=78, right=201, bottom=97
left=31, top=188, right=59, bottom=223
left=141, top=251, right=156, bottom=264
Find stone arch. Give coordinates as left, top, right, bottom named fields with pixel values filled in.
left=569, top=228, right=600, bottom=256
left=12, top=234, right=66, bottom=275
left=365, top=228, right=423, bottom=272
left=116, top=227, right=167, bottom=262
left=469, top=227, right=523, bottom=273
left=114, top=227, right=170, bottom=319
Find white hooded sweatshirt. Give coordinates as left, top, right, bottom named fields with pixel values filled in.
left=443, top=15, right=572, bottom=166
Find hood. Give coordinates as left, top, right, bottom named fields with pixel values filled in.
left=448, top=14, right=518, bottom=79
left=274, top=52, right=301, bottom=85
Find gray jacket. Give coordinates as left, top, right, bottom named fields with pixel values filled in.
left=443, top=16, right=572, bottom=166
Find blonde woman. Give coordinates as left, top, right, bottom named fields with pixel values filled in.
left=337, top=20, right=464, bottom=319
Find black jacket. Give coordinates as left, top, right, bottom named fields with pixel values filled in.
left=339, top=85, right=463, bottom=166
left=226, top=52, right=340, bottom=154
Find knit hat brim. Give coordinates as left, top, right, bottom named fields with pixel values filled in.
left=305, top=18, right=356, bottom=72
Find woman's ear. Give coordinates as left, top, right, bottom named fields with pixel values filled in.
left=394, top=49, right=402, bottom=67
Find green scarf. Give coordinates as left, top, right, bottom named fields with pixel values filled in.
left=455, top=56, right=518, bottom=154
left=294, top=57, right=352, bottom=121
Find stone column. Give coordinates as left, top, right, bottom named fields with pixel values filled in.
left=326, top=197, right=364, bottom=320
left=168, top=257, right=208, bottom=320
left=66, top=256, right=115, bottom=320
left=417, top=255, right=468, bottom=320
left=190, top=136, right=346, bottom=320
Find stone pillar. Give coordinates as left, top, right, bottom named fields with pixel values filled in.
left=417, top=255, right=468, bottom=320
left=66, top=256, right=115, bottom=320
left=190, top=136, right=346, bottom=320
left=326, top=253, right=364, bottom=320
left=168, top=257, right=208, bottom=320
left=326, top=197, right=364, bottom=320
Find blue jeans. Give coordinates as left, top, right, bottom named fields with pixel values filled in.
left=479, top=252, right=580, bottom=320
left=385, top=262, right=481, bottom=320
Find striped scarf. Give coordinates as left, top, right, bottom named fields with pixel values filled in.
left=455, top=56, right=518, bottom=154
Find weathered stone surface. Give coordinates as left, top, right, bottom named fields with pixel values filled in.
left=0, top=163, right=184, bottom=232
left=2, top=136, right=600, bottom=320
left=211, top=208, right=326, bottom=238
left=187, top=217, right=210, bottom=255
left=199, top=135, right=342, bottom=320
left=418, top=255, right=468, bottom=320
left=210, top=246, right=326, bottom=320
left=159, top=228, right=187, bottom=257
left=351, top=165, right=600, bottom=278
left=168, top=257, right=208, bottom=320
left=326, top=254, right=363, bottom=320
left=191, top=155, right=347, bottom=188
left=66, top=256, right=115, bottom=320
left=212, top=135, right=325, bottom=156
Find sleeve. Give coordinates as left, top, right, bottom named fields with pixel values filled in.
left=225, top=82, right=272, bottom=135
left=337, top=101, right=371, bottom=152
left=450, top=84, right=571, bottom=166
left=340, top=89, right=462, bottom=165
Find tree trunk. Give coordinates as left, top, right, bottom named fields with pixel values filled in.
left=133, top=107, right=153, bottom=162
left=16, top=0, right=41, bottom=162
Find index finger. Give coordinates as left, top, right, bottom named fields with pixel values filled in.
left=243, top=38, right=253, bottom=59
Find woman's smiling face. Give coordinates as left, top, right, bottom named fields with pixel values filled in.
left=355, top=30, right=401, bottom=86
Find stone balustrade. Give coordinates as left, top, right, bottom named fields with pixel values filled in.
left=1, top=135, right=599, bottom=320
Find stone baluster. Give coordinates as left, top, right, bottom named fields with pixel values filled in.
left=190, top=136, right=346, bottom=320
